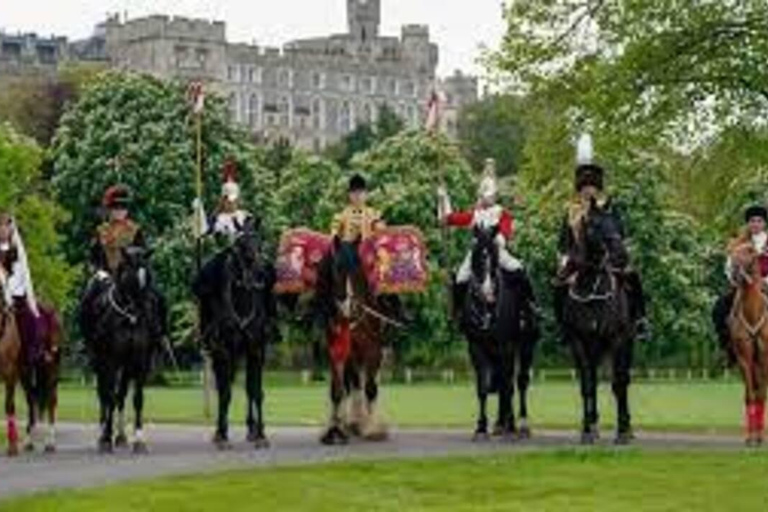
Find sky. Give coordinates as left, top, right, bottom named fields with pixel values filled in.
left=0, top=0, right=507, bottom=78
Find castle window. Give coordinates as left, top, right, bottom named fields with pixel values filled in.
left=248, top=94, right=259, bottom=127
left=312, top=98, right=323, bottom=130
left=227, top=65, right=237, bottom=82
left=361, top=77, right=374, bottom=94
left=363, top=103, right=374, bottom=124
left=404, top=80, right=416, bottom=97
left=312, top=72, right=325, bottom=90
left=342, top=74, right=355, bottom=92
left=340, top=100, right=353, bottom=134
left=388, top=78, right=398, bottom=96
left=228, top=93, right=238, bottom=121
left=247, top=67, right=256, bottom=83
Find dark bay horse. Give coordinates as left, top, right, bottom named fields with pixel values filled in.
left=80, top=246, right=162, bottom=453
left=21, top=304, right=63, bottom=453
left=727, top=242, right=768, bottom=446
left=316, top=237, right=388, bottom=445
left=458, top=226, right=539, bottom=440
left=560, top=198, right=635, bottom=444
left=193, top=221, right=277, bottom=450
left=0, top=269, right=21, bottom=456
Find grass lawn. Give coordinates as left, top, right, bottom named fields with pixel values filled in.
left=34, top=380, right=743, bottom=433
left=3, top=450, right=768, bottom=511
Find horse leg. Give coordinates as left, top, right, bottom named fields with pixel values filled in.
left=345, top=364, right=365, bottom=436
left=5, top=377, right=19, bottom=457
left=131, top=363, right=148, bottom=454
left=736, top=346, right=759, bottom=446
left=245, top=346, right=269, bottom=448
left=320, top=361, right=349, bottom=445
left=114, top=369, right=130, bottom=449
left=22, top=368, right=38, bottom=452
left=212, top=354, right=234, bottom=449
left=362, top=354, right=387, bottom=442
left=96, top=364, right=116, bottom=453
left=612, top=340, right=634, bottom=445
left=470, top=344, right=490, bottom=441
left=517, top=339, right=535, bottom=439
left=44, top=368, right=58, bottom=453
left=574, top=341, right=599, bottom=444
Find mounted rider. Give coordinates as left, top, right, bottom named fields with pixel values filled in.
left=82, top=184, right=167, bottom=343
left=209, top=160, right=254, bottom=243
left=712, top=204, right=768, bottom=364
left=329, top=173, right=405, bottom=323
left=437, top=158, right=535, bottom=318
left=0, top=213, right=44, bottom=364
left=553, top=134, right=648, bottom=338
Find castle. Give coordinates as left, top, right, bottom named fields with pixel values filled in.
left=0, top=0, right=478, bottom=150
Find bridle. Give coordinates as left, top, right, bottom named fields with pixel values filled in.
left=567, top=214, right=619, bottom=304
left=332, top=257, right=404, bottom=331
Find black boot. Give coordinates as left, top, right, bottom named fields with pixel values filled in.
left=452, top=280, right=468, bottom=324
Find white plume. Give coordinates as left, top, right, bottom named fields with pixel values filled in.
left=576, top=133, right=593, bottom=165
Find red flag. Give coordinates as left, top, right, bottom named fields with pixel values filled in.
left=425, top=89, right=441, bottom=133
left=187, top=81, right=205, bottom=114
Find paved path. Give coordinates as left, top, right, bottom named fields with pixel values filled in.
left=0, top=423, right=750, bottom=500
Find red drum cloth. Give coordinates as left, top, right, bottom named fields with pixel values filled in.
left=275, top=228, right=332, bottom=294
left=360, top=226, right=428, bottom=295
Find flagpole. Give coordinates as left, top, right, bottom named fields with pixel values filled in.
left=190, top=82, right=212, bottom=420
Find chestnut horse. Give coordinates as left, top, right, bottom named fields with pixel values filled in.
left=727, top=242, right=768, bottom=446
left=315, top=238, right=388, bottom=445
left=0, top=269, right=21, bottom=456
left=20, top=305, right=62, bottom=453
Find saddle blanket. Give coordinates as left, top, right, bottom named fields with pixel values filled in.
left=360, top=226, right=428, bottom=295
left=274, top=228, right=331, bottom=294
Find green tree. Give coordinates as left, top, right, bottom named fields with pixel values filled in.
left=457, top=94, right=526, bottom=177
left=0, top=123, right=76, bottom=309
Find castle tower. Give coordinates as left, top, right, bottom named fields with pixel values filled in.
left=347, top=0, right=380, bottom=42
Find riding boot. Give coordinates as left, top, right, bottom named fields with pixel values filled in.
left=552, top=281, right=567, bottom=343
left=452, top=279, right=468, bottom=324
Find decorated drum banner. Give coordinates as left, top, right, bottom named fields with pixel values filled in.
left=275, top=228, right=331, bottom=294
left=361, top=226, right=428, bottom=294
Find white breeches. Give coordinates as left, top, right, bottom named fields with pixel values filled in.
left=456, top=249, right=523, bottom=283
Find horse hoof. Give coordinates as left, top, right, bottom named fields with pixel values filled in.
left=472, top=431, right=491, bottom=442
left=132, top=441, right=148, bottom=454
left=347, top=423, right=363, bottom=437
left=252, top=437, right=270, bottom=450
left=44, top=444, right=56, bottom=454
left=213, top=435, right=232, bottom=451
left=6, top=444, right=19, bottom=457
left=24, top=441, right=35, bottom=453
left=363, top=429, right=389, bottom=442
left=98, top=440, right=113, bottom=454
left=491, top=424, right=504, bottom=437
left=320, top=426, right=348, bottom=446
left=115, top=433, right=129, bottom=449
left=518, top=426, right=532, bottom=440
left=580, top=432, right=597, bottom=445
left=614, top=432, right=633, bottom=446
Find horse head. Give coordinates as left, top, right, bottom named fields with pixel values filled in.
left=730, top=242, right=760, bottom=287
left=471, top=225, right=500, bottom=304
left=581, top=198, right=628, bottom=270
left=116, top=246, right=153, bottom=300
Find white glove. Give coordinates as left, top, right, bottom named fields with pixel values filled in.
left=96, top=270, right=111, bottom=281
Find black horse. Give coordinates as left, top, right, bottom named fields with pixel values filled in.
left=192, top=220, right=277, bottom=449
left=458, top=225, right=539, bottom=440
left=80, top=246, right=162, bottom=453
left=560, top=198, right=635, bottom=445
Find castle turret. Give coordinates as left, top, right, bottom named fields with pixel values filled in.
left=348, top=0, right=380, bottom=42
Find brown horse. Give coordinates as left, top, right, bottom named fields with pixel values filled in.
left=316, top=239, right=388, bottom=445
left=20, top=304, right=62, bottom=453
left=0, top=269, right=22, bottom=456
left=728, top=242, right=768, bottom=446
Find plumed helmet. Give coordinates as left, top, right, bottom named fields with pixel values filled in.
left=574, top=133, right=604, bottom=191
left=102, top=184, right=132, bottom=208
left=745, top=204, right=768, bottom=223
left=349, top=173, right=367, bottom=192
left=478, top=158, right=497, bottom=201
left=221, top=159, right=240, bottom=201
